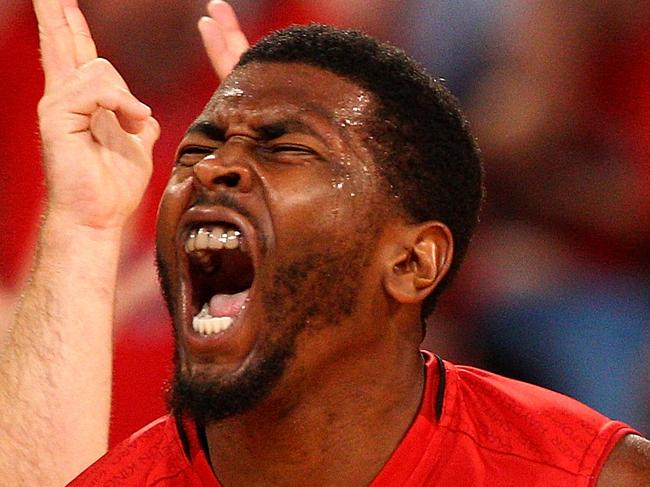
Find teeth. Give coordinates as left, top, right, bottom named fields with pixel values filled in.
left=186, top=225, right=241, bottom=253
left=208, top=228, right=224, bottom=250
left=193, top=316, right=233, bottom=335
left=185, top=231, right=197, bottom=252
left=195, top=227, right=209, bottom=249
left=225, top=230, right=239, bottom=249
left=192, top=303, right=234, bottom=335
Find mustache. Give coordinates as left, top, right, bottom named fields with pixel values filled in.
left=192, top=192, right=253, bottom=220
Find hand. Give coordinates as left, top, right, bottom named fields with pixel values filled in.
left=198, top=0, right=250, bottom=81
left=34, top=0, right=160, bottom=231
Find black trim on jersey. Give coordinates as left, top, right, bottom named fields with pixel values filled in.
left=434, top=354, right=446, bottom=422
left=176, top=414, right=212, bottom=462
left=175, top=412, right=191, bottom=457
left=198, top=424, right=210, bottom=459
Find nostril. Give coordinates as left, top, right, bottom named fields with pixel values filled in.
left=214, top=172, right=241, bottom=188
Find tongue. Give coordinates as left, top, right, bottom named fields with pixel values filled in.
left=209, top=289, right=249, bottom=317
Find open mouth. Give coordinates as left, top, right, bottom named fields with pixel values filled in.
left=184, top=222, right=255, bottom=337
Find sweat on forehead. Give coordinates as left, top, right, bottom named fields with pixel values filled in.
left=182, top=62, right=384, bottom=191
left=204, top=62, right=376, bottom=124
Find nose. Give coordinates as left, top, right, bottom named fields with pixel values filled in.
left=193, top=153, right=253, bottom=193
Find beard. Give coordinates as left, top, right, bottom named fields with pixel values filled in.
left=157, top=224, right=379, bottom=426
left=168, top=323, right=299, bottom=425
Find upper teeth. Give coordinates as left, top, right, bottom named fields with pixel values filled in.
left=186, top=225, right=241, bottom=253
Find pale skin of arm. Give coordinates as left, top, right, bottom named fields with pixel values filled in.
left=0, top=0, right=245, bottom=485
left=0, top=0, right=158, bottom=483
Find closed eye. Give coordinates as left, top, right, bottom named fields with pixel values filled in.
left=269, top=144, right=314, bottom=154
left=176, top=146, right=215, bottom=166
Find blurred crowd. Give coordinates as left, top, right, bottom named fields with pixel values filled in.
left=1, top=0, right=648, bottom=442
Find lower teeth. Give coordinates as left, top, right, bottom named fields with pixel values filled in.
left=192, top=304, right=233, bottom=335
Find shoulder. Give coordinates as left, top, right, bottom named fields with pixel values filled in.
left=68, top=415, right=190, bottom=485
left=441, top=361, right=637, bottom=480
left=450, top=362, right=624, bottom=427
left=449, top=362, right=616, bottom=430
left=597, top=434, right=650, bottom=486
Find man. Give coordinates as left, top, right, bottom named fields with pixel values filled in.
left=0, top=0, right=648, bottom=485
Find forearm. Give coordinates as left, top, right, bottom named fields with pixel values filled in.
left=0, top=211, right=122, bottom=486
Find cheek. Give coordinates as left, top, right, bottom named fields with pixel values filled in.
left=328, top=138, right=379, bottom=201
left=266, top=170, right=341, bottom=238
left=267, top=174, right=377, bottom=253
left=156, top=172, right=193, bottom=256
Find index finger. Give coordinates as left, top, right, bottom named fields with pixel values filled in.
left=33, top=0, right=78, bottom=91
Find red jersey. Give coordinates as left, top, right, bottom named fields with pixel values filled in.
left=69, top=352, right=635, bottom=486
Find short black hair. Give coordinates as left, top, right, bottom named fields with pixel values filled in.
left=239, top=24, right=483, bottom=320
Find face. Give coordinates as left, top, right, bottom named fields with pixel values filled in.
left=156, top=62, right=395, bottom=423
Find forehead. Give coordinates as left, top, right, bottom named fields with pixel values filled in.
left=201, top=62, right=374, bottom=126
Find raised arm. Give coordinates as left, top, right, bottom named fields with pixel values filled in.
left=0, top=0, right=158, bottom=484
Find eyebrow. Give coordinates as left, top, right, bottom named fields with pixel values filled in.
left=257, top=120, right=322, bottom=141
left=185, top=118, right=327, bottom=144
left=184, top=121, right=225, bottom=141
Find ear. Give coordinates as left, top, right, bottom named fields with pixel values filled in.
left=383, top=221, right=453, bottom=305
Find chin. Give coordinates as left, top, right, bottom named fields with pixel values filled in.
left=167, top=331, right=297, bottom=424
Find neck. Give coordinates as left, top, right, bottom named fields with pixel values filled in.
left=204, top=345, right=426, bottom=487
